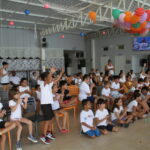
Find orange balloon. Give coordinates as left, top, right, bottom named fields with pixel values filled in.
left=140, top=21, right=147, bottom=29
left=124, top=11, right=132, bottom=22
left=88, top=11, right=96, bottom=22
left=130, top=15, right=140, bottom=24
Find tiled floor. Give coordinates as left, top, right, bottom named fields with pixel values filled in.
left=7, top=113, right=150, bottom=150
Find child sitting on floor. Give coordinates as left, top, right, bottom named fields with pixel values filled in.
left=0, top=103, right=16, bottom=150
left=52, top=84, right=69, bottom=133
left=9, top=89, right=38, bottom=150
left=101, top=81, right=114, bottom=111
left=111, top=98, right=133, bottom=128
left=95, top=99, right=118, bottom=135
left=80, top=99, right=101, bottom=138
left=127, top=90, right=146, bottom=119
left=111, top=76, right=124, bottom=99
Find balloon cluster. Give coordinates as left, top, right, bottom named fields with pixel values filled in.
left=112, top=8, right=150, bottom=36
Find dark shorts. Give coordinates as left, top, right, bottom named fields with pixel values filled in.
left=127, top=112, right=132, bottom=115
left=1, top=83, right=9, bottom=85
left=97, top=124, right=114, bottom=131
left=0, top=121, right=6, bottom=128
left=41, top=104, right=54, bottom=121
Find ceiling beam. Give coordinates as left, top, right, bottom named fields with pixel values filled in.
left=0, top=17, right=54, bottom=26
left=8, top=0, right=78, bottom=13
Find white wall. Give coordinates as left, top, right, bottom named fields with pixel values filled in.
left=0, top=28, right=38, bottom=47
left=46, top=33, right=85, bottom=51
left=86, top=34, right=150, bottom=73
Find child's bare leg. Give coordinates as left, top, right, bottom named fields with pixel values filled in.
left=112, top=127, right=119, bottom=132
left=20, top=118, right=33, bottom=135
left=54, top=112, right=62, bottom=130
left=43, top=121, right=49, bottom=136
left=47, top=119, right=53, bottom=133
left=0, top=134, right=6, bottom=150
left=15, top=121, right=22, bottom=142
left=0, top=122, right=16, bottom=135
left=59, top=110, right=68, bottom=129
left=126, top=115, right=133, bottom=123
left=101, top=129, right=108, bottom=135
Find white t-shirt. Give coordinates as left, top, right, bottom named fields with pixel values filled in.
left=1, top=68, right=9, bottom=83
left=140, top=74, right=146, bottom=80
left=79, top=82, right=90, bottom=101
left=39, top=81, right=54, bottom=105
left=111, top=82, right=120, bottom=90
left=127, top=100, right=138, bottom=112
left=120, top=76, right=126, bottom=83
left=9, top=100, right=22, bottom=120
left=36, top=91, right=41, bottom=100
left=106, top=65, right=114, bottom=75
left=101, top=88, right=111, bottom=97
left=19, top=86, right=31, bottom=98
left=80, top=109, right=94, bottom=132
left=9, top=76, right=20, bottom=85
left=131, top=73, right=136, bottom=80
left=0, top=103, right=3, bottom=122
left=51, top=94, right=60, bottom=110
left=111, top=106, right=123, bottom=121
left=75, top=78, right=82, bottom=86
left=95, top=109, right=109, bottom=126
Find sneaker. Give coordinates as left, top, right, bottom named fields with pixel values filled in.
left=40, top=136, right=51, bottom=144
left=60, top=129, right=69, bottom=133
left=46, top=132, right=56, bottom=140
left=16, top=141, right=22, bottom=150
left=27, top=135, right=38, bottom=143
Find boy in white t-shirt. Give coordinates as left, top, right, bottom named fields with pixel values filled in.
left=127, top=90, right=145, bottom=119
left=39, top=68, right=64, bottom=144
left=9, top=89, right=38, bottom=150
left=80, top=99, right=101, bottom=138
left=95, top=99, right=118, bottom=135
left=79, top=75, right=95, bottom=102
left=101, top=81, right=114, bottom=110
left=111, top=76, right=124, bottom=99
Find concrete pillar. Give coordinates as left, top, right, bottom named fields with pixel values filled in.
left=91, top=39, right=96, bottom=69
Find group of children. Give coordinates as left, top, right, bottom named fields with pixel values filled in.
left=0, top=62, right=150, bottom=149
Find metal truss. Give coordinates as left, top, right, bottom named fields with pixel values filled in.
left=84, top=27, right=128, bottom=40
left=2, top=0, right=150, bottom=35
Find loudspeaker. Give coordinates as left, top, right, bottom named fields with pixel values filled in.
left=42, top=37, right=47, bottom=48
left=140, top=59, right=147, bottom=67
left=103, top=47, right=108, bottom=51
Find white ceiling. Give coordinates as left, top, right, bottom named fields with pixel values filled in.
left=0, top=0, right=150, bottom=35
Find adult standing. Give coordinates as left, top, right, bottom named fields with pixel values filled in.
left=105, top=59, right=115, bottom=76
left=0, top=62, right=10, bottom=91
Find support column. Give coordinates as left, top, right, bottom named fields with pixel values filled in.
left=91, top=39, right=96, bottom=69
left=41, top=47, right=46, bottom=72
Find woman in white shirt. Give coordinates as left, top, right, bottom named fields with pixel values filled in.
left=0, top=62, right=10, bottom=91
left=105, top=59, right=115, bottom=76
